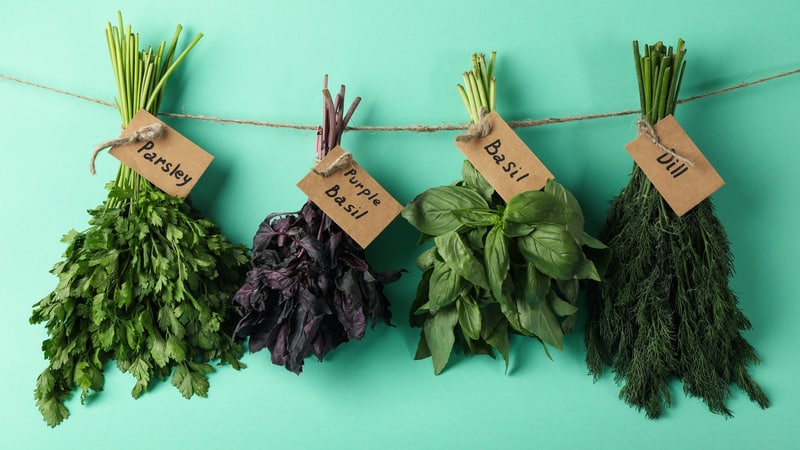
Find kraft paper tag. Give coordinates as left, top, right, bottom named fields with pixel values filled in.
left=625, top=115, right=725, bottom=217
left=109, top=109, right=213, bottom=197
left=297, top=146, right=403, bottom=248
left=453, top=111, right=553, bottom=201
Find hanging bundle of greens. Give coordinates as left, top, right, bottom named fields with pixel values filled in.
left=30, top=14, right=248, bottom=427
left=232, top=78, right=403, bottom=374
left=402, top=53, right=609, bottom=374
left=584, top=40, right=769, bottom=418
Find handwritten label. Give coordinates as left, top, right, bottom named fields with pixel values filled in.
left=625, top=115, right=725, bottom=216
left=297, top=146, right=403, bottom=248
left=109, top=109, right=213, bottom=197
left=453, top=111, right=553, bottom=201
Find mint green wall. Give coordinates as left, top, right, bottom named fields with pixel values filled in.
left=2, top=1, right=797, bottom=448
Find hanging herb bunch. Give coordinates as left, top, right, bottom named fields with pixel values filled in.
left=30, top=14, right=249, bottom=427
left=584, top=40, right=769, bottom=418
left=402, top=53, right=609, bottom=374
left=231, top=78, right=403, bottom=374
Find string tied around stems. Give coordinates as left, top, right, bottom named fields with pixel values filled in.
left=636, top=119, right=695, bottom=167
left=312, top=151, right=353, bottom=177
left=455, top=107, right=492, bottom=142
left=90, top=123, right=164, bottom=174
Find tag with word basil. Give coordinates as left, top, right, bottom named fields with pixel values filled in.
left=297, top=146, right=403, bottom=248
left=109, top=109, right=213, bottom=197
left=625, top=115, right=725, bottom=216
left=453, top=111, right=553, bottom=201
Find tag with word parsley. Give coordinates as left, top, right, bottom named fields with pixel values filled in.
left=297, top=146, right=403, bottom=248
left=625, top=115, right=725, bottom=216
left=453, top=111, right=553, bottom=201
left=109, top=109, right=213, bottom=197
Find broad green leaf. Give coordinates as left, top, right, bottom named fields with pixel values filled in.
left=410, top=269, right=432, bottom=327
left=416, top=247, right=437, bottom=271
left=528, top=294, right=564, bottom=350
left=461, top=160, right=495, bottom=202
left=484, top=224, right=509, bottom=305
left=504, top=190, right=580, bottom=225
left=457, top=295, right=482, bottom=340
left=502, top=221, right=536, bottom=237
left=583, top=238, right=612, bottom=279
left=428, top=261, right=465, bottom=310
left=556, top=278, right=579, bottom=305
left=464, top=226, right=487, bottom=249
left=518, top=224, right=583, bottom=280
left=402, top=186, right=489, bottom=236
left=481, top=306, right=510, bottom=371
left=574, top=256, right=602, bottom=281
left=544, top=179, right=585, bottom=242
left=582, top=231, right=607, bottom=249
left=523, top=263, right=550, bottom=303
left=435, top=231, right=489, bottom=289
left=414, top=330, right=432, bottom=359
left=423, top=305, right=459, bottom=374
left=550, top=294, right=578, bottom=317
left=452, top=208, right=500, bottom=228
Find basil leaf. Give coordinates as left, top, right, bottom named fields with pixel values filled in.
left=434, top=231, right=489, bottom=290
left=452, top=208, right=499, bottom=228
left=423, top=304, right=459, bottom=374
left=504, top=190, right=580, bottom=225
left=464, top=227, right=487, bottom=250
left=461, top=160, right=495, bottom=202
left=528, top=294, right=564, bottom=350
left=524, top=263, right=550, bottom=303
left=549, top=293, right=578, bottom=317
left=574, top=256, right=602, bottom=281
left=410, top=269, right=432, bottom=327
left=416, top=247, right=437, bottom=271
left=502, top=221, right=536, bottom=237
left=414, top=330, right=431, bottom=360
left=544, top=179, right=585, bottom=243
left=518, top=224, right=583, bottom=280
left=484, top=224, right=509, bottom=305
left=428, top=260, right=465, bottom=310
left=481, top=304, right=510, bottom=371
left=402, top=186, right=489, bottom=236
left=457, top=295, right=482, bottom=341
left=556, top=278, right=579, bottom=305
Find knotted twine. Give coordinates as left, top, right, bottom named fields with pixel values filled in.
left=90, top=123, right=164, bottom=175
left=311, top=151, right=353, bottom=177
left=636, top=119, right=695, bottom=167
left=455, top=107, right=493, bottom=142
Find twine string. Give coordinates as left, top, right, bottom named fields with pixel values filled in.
left=636, top=120, right=695, bottom=166
left=90, top=123, right=164, bottom=174
left=2, top=67, right=799, bottom=133
left=455, top=107, right=493, bottom=142
left=312, top=151, right=353, bottom=177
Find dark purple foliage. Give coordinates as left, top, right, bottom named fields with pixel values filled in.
left=232, top=202, right=402, bottom=374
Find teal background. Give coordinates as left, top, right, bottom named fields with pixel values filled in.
left=2, top=1, right=798, bottom=448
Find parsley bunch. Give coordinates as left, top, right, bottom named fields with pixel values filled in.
left=584, top=40, right=769, bottom=418
left=30, top=14, right=248, bottom=427
left=402, top=53, right=609, bottom=374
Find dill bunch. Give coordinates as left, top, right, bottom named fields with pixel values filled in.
left=584, top=40, right=769, bottom=418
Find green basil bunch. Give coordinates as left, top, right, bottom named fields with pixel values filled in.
left=402, top=161, right=609, bottom=374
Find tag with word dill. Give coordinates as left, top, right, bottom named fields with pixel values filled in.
left=625, top=115, right=724, bottom=216
left=109, top=109, right=213, bottom=197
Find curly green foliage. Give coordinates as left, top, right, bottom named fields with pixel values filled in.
left=585, top=39, right=768, bottom=418
left=31, top=186, right=248, bottom=427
